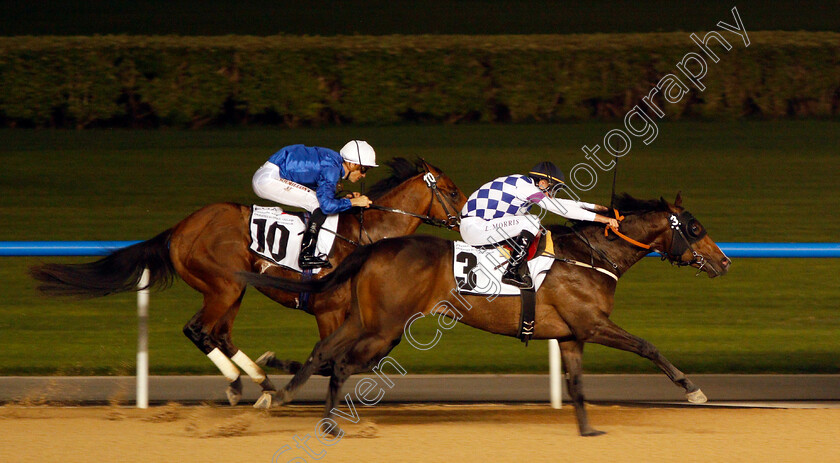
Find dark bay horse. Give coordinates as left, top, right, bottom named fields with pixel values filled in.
left=240, top=193, right=731, bottom=435
left=30, top=158, right=467, bottom=408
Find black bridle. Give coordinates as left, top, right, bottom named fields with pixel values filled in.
left=597, top=209, right=714, bottom=277
left=660, top=210, right=715, bottom=276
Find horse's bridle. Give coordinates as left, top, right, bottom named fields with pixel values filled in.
left=421, top=163, right=462, bottom=229
left=662, top=211, right=713, bottom=275
left=365, top=166, right=460, bottom=230
left=348, top=164, right=460, bottom=246
left=606, top=209, right=713, bottom=276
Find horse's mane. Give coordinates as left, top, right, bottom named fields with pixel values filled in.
left=545, top=193, right=670, bottom=237
left=365, top=157, right=427, bottom=200
left=611, top=193, right=671, bottom=215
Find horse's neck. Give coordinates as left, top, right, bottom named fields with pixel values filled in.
left=341, top=176, right=429, bottom=241
left=581, top=212, right=670, bottom=274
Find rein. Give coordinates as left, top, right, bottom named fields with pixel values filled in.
left=604, top=208, right=714, bottom=276
left=317, top=225, right=364, bottom=247
left=604, top=210, right=651, bottom=250
left=353, top=164, right=461, bottom=246
left=367, top=204, right=454, bottom=229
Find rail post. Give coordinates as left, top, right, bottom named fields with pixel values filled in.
left=136, top=268, right=150, bottom=409
left=549, top=339, right=562, bottom=409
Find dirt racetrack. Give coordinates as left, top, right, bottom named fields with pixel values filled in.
left=2, top=403, right=839, bottom=463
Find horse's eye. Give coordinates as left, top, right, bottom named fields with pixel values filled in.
left=450, top=190, right=458, bottom=198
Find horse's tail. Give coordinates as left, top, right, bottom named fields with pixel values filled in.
left=29, top=229, right=177, bottom=298
left=240, top=243, right=375, bottom=294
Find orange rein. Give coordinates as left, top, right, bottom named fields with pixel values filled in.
left=604, top=209, right=651, bottom=250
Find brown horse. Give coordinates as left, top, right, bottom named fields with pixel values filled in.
left=30, top=158, right=467, bottom=408
left=240, top=193, right=731, bottom=436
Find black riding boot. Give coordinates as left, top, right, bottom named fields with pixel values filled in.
left=501, top=231, right=534, bottom=289
left=299, top=209, right=332, bottom=269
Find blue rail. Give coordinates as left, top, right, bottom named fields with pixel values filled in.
left=0, top=241, right=141, bottom=256
left=1, top=241, right=839, bottom=258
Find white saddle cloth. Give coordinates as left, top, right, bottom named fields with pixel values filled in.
left=452, top=241, right=554, bottom=297
left=248, top=205, right=337, bottom=274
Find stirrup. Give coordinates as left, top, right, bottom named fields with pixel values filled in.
left=501, top=270, right=533, bottom=289
left=299, top=253, right=332, bottom=269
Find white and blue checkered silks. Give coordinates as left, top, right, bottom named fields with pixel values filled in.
left=459, top=174, right=600, bottom=245
left=462, top=174, right=598, bottom=220
left=461, top=175, right=542, bottom=220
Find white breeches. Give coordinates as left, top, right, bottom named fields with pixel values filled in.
left=252, top=162, right=320, bottom=212
left=252, top=162, right=338, bottom=257
left=460, top=214, right=541, bottom=246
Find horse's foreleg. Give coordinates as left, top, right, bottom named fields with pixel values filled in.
left=559, top=340, right=605, bottom=437
left=318, top=335, right=398, bottom=437
left=321, top=364, right=352, bottom=437
left=585, top=318, right=706, bottom=403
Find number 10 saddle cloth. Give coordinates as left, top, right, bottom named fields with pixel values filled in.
left=248, top=205, right=337, bottom=274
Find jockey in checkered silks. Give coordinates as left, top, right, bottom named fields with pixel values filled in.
left=252, top=141, right=377, bottom=269
left=459, top=161, right=620, bottom=288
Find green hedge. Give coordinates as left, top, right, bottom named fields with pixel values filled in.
left=0, top=33, right=838, bottom=128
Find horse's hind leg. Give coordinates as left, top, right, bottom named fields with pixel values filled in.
left=276, top=322, right=361, bottom=406
left=211, top=289, right=277, bottom=409
left=255, top=352, right=303, bottom=374
left=183, top=306, right=244, bottom=405
left=183, top=285, right=273, bottom=407
left=586, top=318, right=706, bottom=403
left=559, top=340, right=605, bottom=437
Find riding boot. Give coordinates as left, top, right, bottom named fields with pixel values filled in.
left=501, top=231, right=534, bottom=289
left=299, top=208, right=332, bottom=269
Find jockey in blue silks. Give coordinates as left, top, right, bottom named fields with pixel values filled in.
left=460, top=161, right=619, bottom=288
left=252, top=140, right=377, bottom=268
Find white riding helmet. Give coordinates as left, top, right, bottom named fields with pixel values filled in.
left=339, top=140, right=378, bottom=167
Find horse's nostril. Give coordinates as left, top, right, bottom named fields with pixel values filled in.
left=722, top=258, right=731, bottom=268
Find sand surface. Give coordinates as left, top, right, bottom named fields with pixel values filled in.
left=2, top=403, right=839, bottom=462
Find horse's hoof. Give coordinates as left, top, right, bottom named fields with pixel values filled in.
left=686, top=389, right=708, bottom=404
left=225, top=387, right=242, bottom=406
left=226, top=378, right=243, bottom=406
left=253, top=392, right=273, bottom=410
left=255, top=351, right=275, bottom=367
left=581, top=428, right=606, bottom=437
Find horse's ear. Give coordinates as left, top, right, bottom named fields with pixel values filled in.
left=674, top=191, right=683, bottom=208
left=419, top=158, right=435, bottom=173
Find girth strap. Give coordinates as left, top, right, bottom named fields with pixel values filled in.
left=518, top=287, right=536, bottom=345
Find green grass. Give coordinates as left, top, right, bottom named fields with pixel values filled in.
left=1, top=121, right=838, bottom=375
